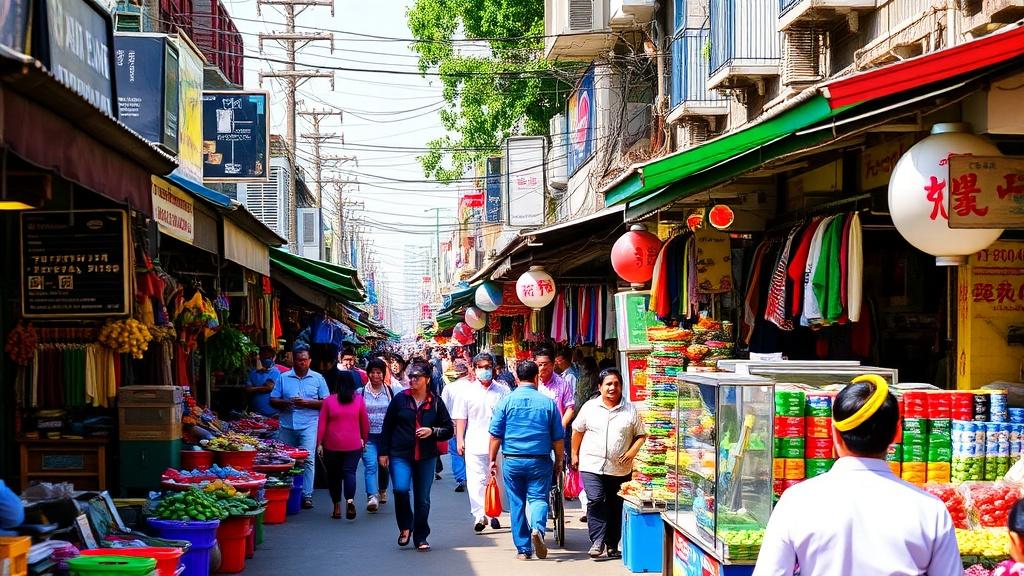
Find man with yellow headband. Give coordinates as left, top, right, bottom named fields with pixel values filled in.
left=754, top=376, right=962, bottom=575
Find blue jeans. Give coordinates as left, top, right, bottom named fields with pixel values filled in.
left=390, top=456, right=436, bottom=545
left=362, top=436, right=390, bottom=498
left=278, top=426, right=317, bottom=498
left=502, top=456, right=553, bottom=555
left=449, top=437, right=466, bottom=483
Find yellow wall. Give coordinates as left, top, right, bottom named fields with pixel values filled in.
left=957, top=240, right=1024, bottom=389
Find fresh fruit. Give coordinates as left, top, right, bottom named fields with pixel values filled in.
left=967, top=483, right=1020, bottom=527
left=956, top=527, right=1010, bottom=558
left=98, top=319, right=152, bottom=359
left=923, top=483, right=969, bottom=529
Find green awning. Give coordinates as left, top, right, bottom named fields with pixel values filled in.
left=270, top=248, right=364, bottom=301
left=606, top=94, right=847, bottom=207
left=436, top=310, right=459, bottom=331
left=436, top=284, right=478, bottom=317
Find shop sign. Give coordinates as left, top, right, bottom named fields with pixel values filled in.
left=485, top=156, right=502, bottom=223
left=202, top=91, right=270, bottom=181
left=614, top=290, right=661, bottom=351
left=672, top=529, right=722, bottom=576
left=626, top=352, right=648, bottom=402
left=0, top=0, right=31, bottom=53
left=504, top=136, right=546, bottom=227
left=860, top=135, right=914, bottom=190
left=20, top=210, right=130, bottom=318
left=172, top=36, right=205, bottom=184
left=567, top=66, right=595, bottom=177
left=151, top=177, right=194, bottom=242
left=947, top=155, right=1024, bottom=229
left=113, top=34, right=179, bottom=152
left=694, top=227, right=732, bottom=294
left=42, top=0, right=116, bottom=117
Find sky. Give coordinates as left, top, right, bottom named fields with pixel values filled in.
left=226, top=0, right=466, bottom=333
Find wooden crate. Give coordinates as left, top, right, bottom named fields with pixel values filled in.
left=118, top=403, right=183, bottom=441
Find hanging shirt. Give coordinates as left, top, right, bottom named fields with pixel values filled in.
left=801, top=215, right=836, bottom=326
left=847, top=212, right=864, bottom=322
left=765, top=225, right=801, bottom=330
left=754, top=457, right=962, bottom=576
left=271, top=369, right=329, bottom=430
left=838, top=214, right=853, bottom=323
left=571, top=397, right=647, bottom=477
left=786, top=217, right=823, bottom=319
left=812, top=215, right=847, bottom=324
left=452, top=380, right=510, bottom=455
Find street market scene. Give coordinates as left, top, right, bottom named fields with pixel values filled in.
left=3, top=0, right=1024, bottom=575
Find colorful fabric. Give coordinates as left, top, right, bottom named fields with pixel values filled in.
left=812, top=214, right=846, bottom=324
left=765, top=225, right=801, bottom=330
left=785, top=217, right=823, bottom=320
left=801, top=214, right=836, bottom=326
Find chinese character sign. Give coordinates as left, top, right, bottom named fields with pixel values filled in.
left=504, top=137, right=545, bottom=227
left=948, top=156, right=1024, bottom=229
left=515, top=266, right=556, bottom=309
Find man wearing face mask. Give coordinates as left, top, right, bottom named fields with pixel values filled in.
left=453, top=352, right=510, bottom=532
left=246, top=346, right=281, bottom=417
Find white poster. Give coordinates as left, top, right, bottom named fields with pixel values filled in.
left=504, top=136, right=546, bottom=227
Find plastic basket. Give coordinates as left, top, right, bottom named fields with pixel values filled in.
left=68, top=556, right=157, bottom=576
left=80, top=547, right=182, bottom=576
left=214, top=451, right=256, bottom=471
left=147, top=519, right=220, bottom=576
left=0, top=536, right=30, bottom=576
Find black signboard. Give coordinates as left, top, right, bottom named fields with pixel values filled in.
left=39, top=0, right=117, bottom=118
left=202, top=91, right=269, bottom=181
left=0, top=0, right=31, bottom=53
left=162, top=42, right=179, bottom=152
left=113, top=35, right=165, bottom=144
left=21, top=210, right=131, bottom=318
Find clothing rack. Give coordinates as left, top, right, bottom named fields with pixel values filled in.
left=768, top=193, right=873, bottom=233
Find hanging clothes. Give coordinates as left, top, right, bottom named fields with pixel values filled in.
left=765, top=225, right=802, bottom=330
left=786, top=217, right=824, bottom=320
left=742, top=240, right=773, bottom=345
left=847, top=213, right=864, bottom=322
left=812, top=214, right=847, bottom=324
left=801, top=214, right=837, bottom=326
left=550, top=290, right=568, bottom=342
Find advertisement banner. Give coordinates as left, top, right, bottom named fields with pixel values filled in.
left=113, top=35, right=179, bottom=149
left=485, top=156, right=502, bottom=223
left=614, top=290, right=662, bottom=351
left=172, top=36, right=204, bottom=183
left=567, top=66, right=595, bottom=177
left=948, top=155, right=1024, bottom=229
left=151, top=177, right=194, bottom=243
left=504, top=136, right=546, bottom=228
left=672, top=530, right=722, bottom=576
left=202, top=91, right=270, bottom=181
left=21, top=210, right=130, bottom=318
left=0, top=0, right=31, bottom=53
left=162, top=41, right=179, bottom=152
left=42, top=0, right=116, bottom=117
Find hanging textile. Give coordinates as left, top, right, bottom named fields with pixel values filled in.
left=812, top=214, right=847, bottom=324
left=764, top=224, right=802, bottom=330
left=848, top=213, right=864, bottom=322
left=801, top=214, right=838, bottom=326
left=550, top=291, right=567, bottom=342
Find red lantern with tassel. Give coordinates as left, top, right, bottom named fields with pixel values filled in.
left=610, top=224, right=662, bottom=286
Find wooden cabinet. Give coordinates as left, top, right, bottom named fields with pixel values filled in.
left=19, top=438, right=108, bottom=492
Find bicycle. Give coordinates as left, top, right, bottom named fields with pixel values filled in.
left=549, top=468, right=565, bottom=548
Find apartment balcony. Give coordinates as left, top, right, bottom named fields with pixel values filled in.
left=544, top=0, right=617, bottom=61
left=668, top=27, right=729, bottom=122
left=778, top=0, right=877, bottom=32
left=708, top=0, right=783, bottom=90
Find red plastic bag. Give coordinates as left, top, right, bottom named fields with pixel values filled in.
left=564, top=468, right=583, bottom=499
left=485, top=475, right=502, bottom=518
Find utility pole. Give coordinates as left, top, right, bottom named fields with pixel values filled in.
left=423, top=207, right=452, bottom=300
left=257, top=0, right=334, bottom=254
left=298, top=109, right=343, bottom=260
left=329, top=178, right=359, bottom=264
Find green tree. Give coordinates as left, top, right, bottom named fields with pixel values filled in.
left=407, top=0, right=571, bottom=182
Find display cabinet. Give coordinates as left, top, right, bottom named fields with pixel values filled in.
left=670, top=372, right=774, bottom=564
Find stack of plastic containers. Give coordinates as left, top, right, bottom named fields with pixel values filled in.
left=804, top=394, right=835, bottom=479
left=147, top=518, right=220, bottom=576
left=926, top=393, right=952, bottom=483
left=773, top=390, right=805, bottom=497
left=984, top=422, right=1010, bottom=481
left=952, top=420, right=984, bottom=482
left=1011, top=408, right=1024, bottom=464
left=901, top=392, right=928, bottom=485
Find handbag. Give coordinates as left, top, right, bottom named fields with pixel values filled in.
left=564, top=468, right=583, bottom=499
left=485, top=475, right=502, bottom=518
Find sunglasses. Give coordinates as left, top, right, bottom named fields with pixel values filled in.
left=409, top=372, right=428, bottom=379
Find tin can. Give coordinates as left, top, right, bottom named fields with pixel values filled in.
left=805, top=417, right=833, bottom=439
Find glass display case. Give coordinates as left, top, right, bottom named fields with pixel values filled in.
left=718, top=360, right=899, bottom=389
left=671, top=372, right=774, bottom=564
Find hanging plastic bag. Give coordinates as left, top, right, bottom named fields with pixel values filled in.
left=485, top=475, right=502, bottom=519
left=564, top=468, right=583, bottom=500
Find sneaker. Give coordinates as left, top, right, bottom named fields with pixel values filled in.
left=606, top=548, right=622, bottom=559
left=367, top=495, right=379, bottom=513
left=346, top=500, right=356, bottom=520
left=474, top=520, right=486, bottom=532
left=588, top=542, right=605, bottom=558
left=490, top=517, right=501, bottom=529
left=454, top=482, right=466, bottom=493
left=379, top=491, right=388, bottom=504
left=302, top=497, right=314, bottom=510
left=515, top=553, right=531, bottom=560
left=435, top=473, right=442, bottom=480
left=531, top=529, right=548, bottom=559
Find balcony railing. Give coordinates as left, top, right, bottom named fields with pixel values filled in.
left=779, top=0, right=800, bottom=15
left=670, top=28, right=728, bottom=112
left=709, top=0, right=782, bottom=85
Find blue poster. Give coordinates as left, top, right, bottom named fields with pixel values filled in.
left=485, top=156, right=501, bottom=223
left=566, top=66, right=595, bottom=176
left=114, top=36, right=167, bottom=145
left=202, top=91, right=269, bottom=181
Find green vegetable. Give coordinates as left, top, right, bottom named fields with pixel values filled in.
left=154, top=489, right=228, bottom=522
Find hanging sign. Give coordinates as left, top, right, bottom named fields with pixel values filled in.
left=151, top=177, right=194, bottom=243
left=41, top=0, right=116, bottom=117
left=614, top=291, right=661, bottom=350
left=694, top=228, right=732, bottom=294
left=172, top=35, right=205, bottom=183
left=202, top=91, right=269, bottom=181
left=860, top=136, right=914, bottom=190
left=485, top=156, right=502, bottom=223
left=947, top=156, right=1024, bottom=229
left=20, top=210, right=131, bottom=318
left=505, top=136, right=546, bottom=227
left=113, top=34, right=179, bottom=152
left=566, top=66, right=595, bottom=176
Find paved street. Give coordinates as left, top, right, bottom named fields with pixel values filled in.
left=246, top=456, right=643, bottom=575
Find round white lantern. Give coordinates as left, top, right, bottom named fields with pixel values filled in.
left=464, top=306, right=487, bottom=330
left=474, top=282, right=503, bottom=312
left=889, top=123, right=1004, bottom=266
left=515, top=266, right=557, bottom=309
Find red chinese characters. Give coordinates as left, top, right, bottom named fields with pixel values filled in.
left=924, top=176, right=949, bottom=221
left=950, top=173, right=989, bottom=217
left=997, top=173, right=1024, bottom=200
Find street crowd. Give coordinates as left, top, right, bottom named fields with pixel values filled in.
left=246, top=344, right=646, bottom=560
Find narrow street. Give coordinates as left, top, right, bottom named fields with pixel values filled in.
left=247, top=457, right=639, bottom=575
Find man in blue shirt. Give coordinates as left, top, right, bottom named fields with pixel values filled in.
left=246, top=346, right=281, bottom=417
left=0, top=479, right=24, bottom=536
left=489, top=360, right=564, bottom=561
left=271, top=344, right=329, bottom=509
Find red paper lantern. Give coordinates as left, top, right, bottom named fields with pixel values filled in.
left=610, top=224, right=662, bottom=285
left=709, top=204, right=735, bottom=230
left=453, top=322, right=475, bottom=345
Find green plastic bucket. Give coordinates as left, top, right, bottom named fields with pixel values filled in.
left=68, top=556, right=157, bottom=576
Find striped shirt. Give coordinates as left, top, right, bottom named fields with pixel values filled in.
left=358, top=384, right=403, bottom=435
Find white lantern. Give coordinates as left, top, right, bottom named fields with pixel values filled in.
left=474, top=282, right=503, bottom=312
left=515, top=266, right=557, bottom=309
left=889, top=123, right=1004, bottom=266
left=464, top=306, right=487, bottom=330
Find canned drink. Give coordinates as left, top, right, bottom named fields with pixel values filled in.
left=777, top=437, right=805, bottom=459
left=953, top=443, right=980, bottom=457
left=773, top=458, right=785, bottom=479
left=902, top=418, right=927, bottom=434
left=806, top=417, right=833, bottom=439
left=1009, top=408, right=1024, bottom=423
left=929, top=419, right=951, bottom=433
left=774, top=416, right=805, bottom=437
left=775, top=391, right=806, bottom=417
left=902, top=432, right=927, bottom=447
left=887, top=444, right=903, bottom=462
left=783, top=458, right=805, bottom=480
left=904, top=444, right=927, bottom=462
left=928, top=445, right=952, bottom=462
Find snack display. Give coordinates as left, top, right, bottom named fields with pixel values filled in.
left=923, top=483, right=969, bottom=529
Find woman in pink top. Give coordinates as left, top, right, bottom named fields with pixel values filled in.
left=317, top=370, right=370, bottom=520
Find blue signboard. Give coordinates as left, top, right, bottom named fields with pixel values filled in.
left=202, top=91, right=270, bottom=182
left=41, top=0, right=116, bottom=117
left=114, top=35, right=169, bottom=146
left=566, top=67, right=595, bottom=176
left=0, top=0, right=30, bottom=53
left=485, top=156, right=501, bottom=223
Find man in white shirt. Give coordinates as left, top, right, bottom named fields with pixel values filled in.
left=754, top=375, right=962, bottom=576
left=440, top=360, right=472, bottom=490
left=454, top=352, right=510, bottom=532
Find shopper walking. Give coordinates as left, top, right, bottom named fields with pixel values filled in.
left=753, top=375, right=961, bottom=575
left=379, top=361, right=455, bottom=551
left=316, top=370, right=370, bottom=520
left=571, top=368, right=646, bottom=559
left=387, top=354, right=410, bottom=389
left=271, top=345, right=329, bottom=509
left=441, top=360, right=471, bottom=490
left=534, top=350, right=575, bottom=426
left=339, top=347, right=368, bottom=385
left=572, top=356, right=601, bottom=521
left=359, top=358, right=403, bottom=509
left=453, top=352, right=510, bottom=532
left=488, top=360, right=565, bottom=560
left=246, top=346, right=281, bottom=417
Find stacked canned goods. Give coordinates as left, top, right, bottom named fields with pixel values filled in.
left=952, top=420, right=985, bottom=482
left=984, top=422, right=1011, bottom=480
left=773, top=390, right=806, bottom=497
left=804, top=394, right=835, bottom=479
left=900, top=392, right=928, bottom=485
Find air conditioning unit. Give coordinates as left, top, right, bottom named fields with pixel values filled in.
left=548, top=113, right=568, bottom=191
left=682, top=119, right=710, bottom=148
left=296, top=207, right=320, bottom=259
left=609, top=0, right=655, bottom=28
left=782, top=28, right=826, bottom=88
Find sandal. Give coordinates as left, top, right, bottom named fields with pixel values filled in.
left=397, top=531, right=411, bottom=547
left=331, top=505, right=342, bottom=520
left=416, top=542, right=431, bottom=551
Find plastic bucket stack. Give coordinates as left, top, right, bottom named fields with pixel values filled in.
left=215, top=450, right=256, bottom=470
left=215, top=516, right=252, bottom=573
left=287, top=474, right=303, bottom=515
left=181, top=450, right=214, bottom=470
left=148, top=519, right=220, bottom=576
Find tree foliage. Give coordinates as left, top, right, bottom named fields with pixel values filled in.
left=407, top=0, right=568, bottom=183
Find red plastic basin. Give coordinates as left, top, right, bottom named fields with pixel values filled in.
left=214, top=450, right=256, bottom=470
